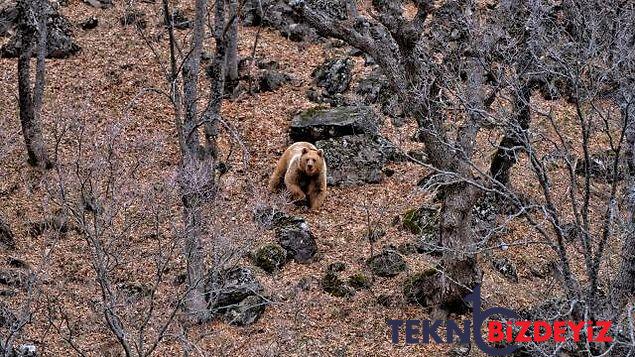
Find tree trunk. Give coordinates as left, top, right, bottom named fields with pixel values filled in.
left=437, top=182, right=482, bottom=311
left=180, top=177, right=208, bottom=322
left=178, top=0, right=211, bottom=322
left=225, top=0, right=239, bottom=85
left=17, top=0, right=51, bottom=169
left=489, top=83, right=531, bottom=186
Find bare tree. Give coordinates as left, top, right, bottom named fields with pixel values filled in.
left=162, top=0, right=239, bottom=321
left=16, top=0, right=51, bottom=168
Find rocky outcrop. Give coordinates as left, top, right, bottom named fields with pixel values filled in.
left=206, top=267, right=267, bottom=325
left=312, top=57, right=354, bottom=96
left=253, top=205, right=318, bottom=263
left=290, top=106, right=379, bottom=142
left=315, top=134, right=396, bottom=186
left=0, top=1, right=80, bottom=59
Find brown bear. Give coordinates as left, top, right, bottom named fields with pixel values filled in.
left=268, top=142, right=327, bottom=210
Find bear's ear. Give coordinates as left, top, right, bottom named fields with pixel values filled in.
left=317, top=149, right=324, bottom=157
left=302, top=148, right=309, bottom=155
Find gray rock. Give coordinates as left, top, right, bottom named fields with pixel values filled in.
left=256, top=70, right=290, bottom=92
left=1, top=2, right=80, bottom=59
left=356, top=70, right=404, bottom=121
left=0, top=269, right=28, bottom=288
left=492, top=258, right=518, bottom=283
left=253, top=243, right=287, bottom=273
left=206, top=267, right=264, bottom=310
left=356, top=74, right=386, bottom=105
left=253, top=205, right=303, bottom=230
left=290, top=106, right=379, bottom=142
left=0, top=3, right=17, bottom=37
left=276, top=220, right=318, bottom=263
left=83, top=0, right=112, bottom=9
left=223, top=295, right=267, bottom=326
left=367, top=249, right=406, bottom=277
left=347, top=273, right=372, bottom=290
left=312, top=57, right=354, bottom=95
left=79, top=17, right=98, bottom=30
left=0, top=301, right=16, bottom=327
left=316, top=134, right=393, bottom=186
left=321, top=270, right=355, bottom=297
left=252, top=205, right=318, bottom=264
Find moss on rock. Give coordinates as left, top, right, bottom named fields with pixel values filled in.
left=253, top=244, right=287, bottom=273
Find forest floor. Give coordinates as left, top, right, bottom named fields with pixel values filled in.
left=0, top=1, right=622, bottom=356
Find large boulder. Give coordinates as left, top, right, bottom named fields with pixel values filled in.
left=0, top=269, right=28, bottom=288
left=0, top=2, right=80, bottom=59
left=315, top=134, right=395, bottom=186
left=0, top=2, right=17, bottom=37
left=223, top=295, right=267, bottom=326
left=276, top=220, right=318, bottom=263
left=253, top=205, right=318, bottom=263
left=290, top=106, right=379, bottom=142
left=205, top=267, right=264, bottom=310
left=82, top=0, right=112, bottom=9
left=205, top=266, right=268, bottom=325
left=312, top=57, right=354, bottom=96
left=367, top=249, right=406, bottom=277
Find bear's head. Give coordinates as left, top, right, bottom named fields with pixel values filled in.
left=300, top=147, right=324, bottom=176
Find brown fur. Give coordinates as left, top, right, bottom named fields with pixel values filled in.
left=268, top=142, right=327, bottom=210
